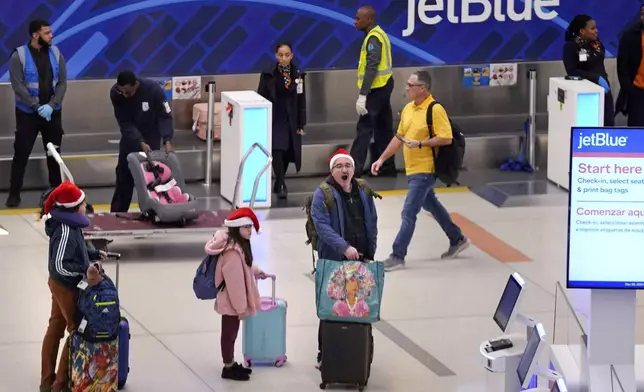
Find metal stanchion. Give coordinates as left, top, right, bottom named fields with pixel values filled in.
left=203, top=80, right=216, bottom=186
left=527, top=69, right=537, bottom=170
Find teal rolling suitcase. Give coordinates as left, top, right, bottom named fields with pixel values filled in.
left=242, top=274, right=288, bottom=367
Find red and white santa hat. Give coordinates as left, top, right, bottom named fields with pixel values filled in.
left=329, top=148, right=354, bottom=170
left=43, top=181, right=86, bottom=215
left=224, top=207, right=260, bottom=232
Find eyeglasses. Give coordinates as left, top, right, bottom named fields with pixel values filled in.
left=333, top=163, right=353, bottom=170
left=406, top=82, right=425, bottom=88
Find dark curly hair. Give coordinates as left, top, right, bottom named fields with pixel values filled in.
left=565, top=14, right=594, bottom=41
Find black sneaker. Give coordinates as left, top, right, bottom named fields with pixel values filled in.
left=5, top=194, right=20, bottom=208
left=232, top=362, right=252, bottom=374
left=221, top=363, right=250, bottom=381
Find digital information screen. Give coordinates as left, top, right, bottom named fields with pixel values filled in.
left=568, top=127, right=644, bottom=289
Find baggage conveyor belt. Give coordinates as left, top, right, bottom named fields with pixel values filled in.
left=84, top=211, right=227, bottom=239
left=0, top=125, right=391, bottom=191
left=45, top=141, right=273, bottom=244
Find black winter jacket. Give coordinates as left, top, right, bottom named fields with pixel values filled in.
left=562, top=38, right=609, bottom=84
left=616, top=22, right=644, bottom=115
left=257, top=62, right=307, bottom=172
left=45, top=210, right=100, bottom=289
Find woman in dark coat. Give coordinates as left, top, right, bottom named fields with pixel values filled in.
left=616, top=5, right=644, bottom=125
left=562, top=14, right=615, bottom=126
left=257, top=43, right=307, bottom=199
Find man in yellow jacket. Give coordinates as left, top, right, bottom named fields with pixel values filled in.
left=351, top=6, right=396, bottom=177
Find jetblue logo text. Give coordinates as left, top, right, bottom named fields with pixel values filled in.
left=403, top=0, right=560, bottom=37
left=576, top=133, right=628, bottom=149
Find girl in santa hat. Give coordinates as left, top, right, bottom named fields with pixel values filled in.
left=39, top=181, right=106, bottom=392
left=204, top=207, right=267, bottom=381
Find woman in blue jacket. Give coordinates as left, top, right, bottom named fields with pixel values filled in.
left=39, top=181, right=105, bottom=392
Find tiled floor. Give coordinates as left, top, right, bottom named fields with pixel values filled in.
left=1, top=187, right=639, bottom=392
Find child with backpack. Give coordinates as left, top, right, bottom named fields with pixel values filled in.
left=205, top=207, right=266, bottom=381
left=39, top=181, right=106, bottom=392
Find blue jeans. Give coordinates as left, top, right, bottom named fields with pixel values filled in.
left=392, top=173, right=463, bottom=260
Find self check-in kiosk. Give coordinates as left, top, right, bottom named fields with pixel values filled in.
left=480, top=273, right=565, bottom=391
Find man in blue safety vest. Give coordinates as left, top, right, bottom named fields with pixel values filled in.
left=6, top=20, right=68, bottom=208
left=350, top=6, right=397, bottom=178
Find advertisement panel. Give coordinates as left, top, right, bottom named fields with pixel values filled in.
left=568, top=127, right=644, bottom=289
left=0, top=0, right=637, bottom=79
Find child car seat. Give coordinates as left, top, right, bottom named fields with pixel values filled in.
left=127, top=151, right=199, bottom=225
left=141, top=160, right=191, bottom=204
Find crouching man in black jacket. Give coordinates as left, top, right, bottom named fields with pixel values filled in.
left=109, top=70, right=175, bottom=213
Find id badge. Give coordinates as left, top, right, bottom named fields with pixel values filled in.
left=77, top=280, right=88, bottom=290
left=579, top=53, right=588, bottom=62
left=296, top=79, right=303, bottom=95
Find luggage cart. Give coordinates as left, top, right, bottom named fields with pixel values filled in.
left=46, top=142, right=272, bottom=248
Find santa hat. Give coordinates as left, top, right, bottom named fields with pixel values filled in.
left=224, top=207, right=260, bottom=232
left=329, top=148, right=354, bottom=170
left=43, top=181, right=86, bottom=215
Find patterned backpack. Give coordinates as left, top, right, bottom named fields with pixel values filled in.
left=77, top=276, right=121, bottom=342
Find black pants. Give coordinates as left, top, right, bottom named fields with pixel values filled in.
left=350, top=77, right=396, bottom=175
left=272, top=149, right=289, bottom=191
left=9, top=109, right=64, bottom=196
left=110, top=136, right=161, bottom=213
left=604, top=90, right=615, bottom=127
left=627, top=87, right=644, bottom=126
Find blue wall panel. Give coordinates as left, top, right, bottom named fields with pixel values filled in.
left=0, top=0, right=637, bottom=80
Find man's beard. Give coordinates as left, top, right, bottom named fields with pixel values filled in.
left=38, top=37, right=51, bottom=48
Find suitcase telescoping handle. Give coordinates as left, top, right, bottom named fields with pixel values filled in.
left=105, top=252, right=122, bottom=289
left=257, top=274, right=276, bottom=305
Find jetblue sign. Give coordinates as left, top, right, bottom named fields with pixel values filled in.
left=576, top=132, right=628, bottom=149
left=0, top=0, right=628, bottom=78
left=572, top=128, right=644, bottom=154
left=403, top=0, right=561, bottom=36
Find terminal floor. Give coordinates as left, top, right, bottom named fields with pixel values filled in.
left=3, top=171, right=637, bottom=392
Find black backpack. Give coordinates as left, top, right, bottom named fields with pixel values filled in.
left=426, top=101, right=466, bottom=187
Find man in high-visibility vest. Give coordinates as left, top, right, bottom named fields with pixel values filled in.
left=6, top=19, right=68, bottom=208
left=350, top=6, right=396, bottom=177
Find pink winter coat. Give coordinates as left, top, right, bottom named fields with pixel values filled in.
left=205, top=230, right=263, bottom=318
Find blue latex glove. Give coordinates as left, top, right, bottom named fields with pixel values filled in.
left=38, top=104, right=53, bottom=121
left=597, top=77, right=610, bottom=93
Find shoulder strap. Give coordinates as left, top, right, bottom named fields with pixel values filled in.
left=426, top=101, right=441, bottom=162
left=426, top=101, right=439, bottom=139
left=356, top=178, right=383, bottom=200
left=319, top=182, right=334, bottom=209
